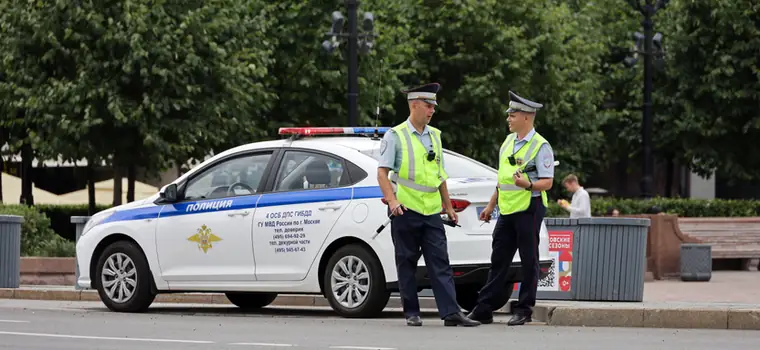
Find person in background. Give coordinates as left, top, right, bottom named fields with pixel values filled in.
left=558, top=174, right=591, bottom=218
left=607, top=207, right=620, bottom=217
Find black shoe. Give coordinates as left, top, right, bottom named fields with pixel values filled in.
left=467, top=306, right=493, bottom=324
left=443, top=312, right=481, bottom=327
left=406, top=315, right=422, bottom=326
left=507, top=313, right=532, bottom=326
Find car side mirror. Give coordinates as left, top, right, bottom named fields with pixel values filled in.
left=159, top=183, right=178, bottom=202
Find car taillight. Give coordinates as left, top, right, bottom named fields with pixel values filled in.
left=381, top=198, right=388, bottom=205
left=442, top=199, right=470, bottom=213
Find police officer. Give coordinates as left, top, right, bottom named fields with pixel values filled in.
left=377, top=82, right=480, bottom=327
left=467, top=91, right=555, bottom=326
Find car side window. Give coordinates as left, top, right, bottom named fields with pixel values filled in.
left=273, top=151, right=347, bottom=191
left=184, top=152, right=272, bottom=201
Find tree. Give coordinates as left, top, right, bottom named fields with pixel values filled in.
left=257, top=0, right=421, bottom=139
left=0, top=0, right=277, bottom=209
left=659, top=0, right=760, bottom=182
left=395, top=0, right=609, bottom=197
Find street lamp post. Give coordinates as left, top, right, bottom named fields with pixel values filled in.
left=625, top=0, right=669, bottom=198
left=322, top=0, right=377, bottom=127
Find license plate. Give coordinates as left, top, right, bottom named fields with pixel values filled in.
left=476, top=206, right=499, bottom=221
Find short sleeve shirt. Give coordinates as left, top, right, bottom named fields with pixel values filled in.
left=377, top=119, right=446, bottom=173
left=508, top=128, right=554, bottom=197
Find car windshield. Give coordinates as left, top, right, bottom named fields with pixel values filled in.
left=359, top=148, right=496, bottom=178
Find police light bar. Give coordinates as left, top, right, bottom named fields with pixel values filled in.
left=278, top=127, right=390, bottom=136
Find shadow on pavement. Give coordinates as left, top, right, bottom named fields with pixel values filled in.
left=77, top=305, right=442, bottom=319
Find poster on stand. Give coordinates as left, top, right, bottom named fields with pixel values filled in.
left=512, top=230, right=574, bottom=300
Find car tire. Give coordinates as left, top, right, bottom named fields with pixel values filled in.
left=323, top=244, right=389, bottom=318
left=94, top=240, right=156, bottom=313
left=456, top=282, right=514, bottom=313
left=225, top=292, right=278, bottom=310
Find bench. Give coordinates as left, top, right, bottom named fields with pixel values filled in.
left=677, top=217, right=760, bottom=269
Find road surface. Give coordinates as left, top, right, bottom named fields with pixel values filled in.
left=0, top=299, right=757, bottom=349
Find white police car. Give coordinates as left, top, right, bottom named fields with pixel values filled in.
left=75, top=126, right=553, bottom=318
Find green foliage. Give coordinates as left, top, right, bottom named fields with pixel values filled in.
left=257, top=0, right=419, bottom=140
left=0, top=0, right=277, bottom=174
left=389, top=0, right=612, bottom=198
left=659, top=0, right=760, bottom=182
left=0, top=204, right=76, bottom=257
left=546, top=197, right=760, bottom=218
left=35, top=204, right=111, bottom=241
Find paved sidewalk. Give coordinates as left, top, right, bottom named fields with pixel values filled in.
left=643, top=270, right=760, bottom=304
left=2, top=271, right=760, bottom=330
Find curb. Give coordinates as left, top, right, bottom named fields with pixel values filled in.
left=2, top=288, right=759, bottom=330
left=538, top=304, right=760, bottom=330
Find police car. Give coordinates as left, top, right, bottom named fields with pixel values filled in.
left=75, top=126, right=553, bottom=318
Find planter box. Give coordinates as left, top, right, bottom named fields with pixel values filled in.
left=20, top=257, right=76, bottom=285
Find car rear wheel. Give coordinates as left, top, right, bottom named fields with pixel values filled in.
left=323, top=244, right=389, bottom=318
left=456, top=283, right=514, bottom=313
left=225, top=292, right=278, bottom=310
left=95, top=240, right=156, bottom=312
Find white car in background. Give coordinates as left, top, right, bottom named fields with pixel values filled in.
left=75, top=126, right=552, bottom=318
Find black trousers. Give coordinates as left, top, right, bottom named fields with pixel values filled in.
left=390, top=209, right=459, bottom=319
left=475, top=196, right=546, bottom=316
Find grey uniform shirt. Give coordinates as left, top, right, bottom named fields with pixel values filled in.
left=377, top=119, right=447, bottom=174
left=508, top=128, right=554, bottom=197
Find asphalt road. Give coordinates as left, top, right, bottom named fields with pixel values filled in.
left=0, top=299, right=758, bottom=350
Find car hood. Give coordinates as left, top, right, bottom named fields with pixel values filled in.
left=96, top=197, right=154, bottom=216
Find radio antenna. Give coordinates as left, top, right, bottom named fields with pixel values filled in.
left=372, top=58, right=384, bottom=139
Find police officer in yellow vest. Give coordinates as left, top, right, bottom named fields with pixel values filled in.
left=467, top=91, right=555, bottom=326
left=377, top=82, right=480, bottom=327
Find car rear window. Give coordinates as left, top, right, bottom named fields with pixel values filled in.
left=359, top=148, right=496, bottom=178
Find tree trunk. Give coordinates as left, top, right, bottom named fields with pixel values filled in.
left=112, top=160, right=123, bottom=206
left=20, top=142, right=33, bottom=206
left=0, top=127, right=5, bottom=203
left=127, top=162, right=136, bottom=202
left=665, top=159, right=674, bottom=197
left=0, top=155, right=3, bottom=204
left=87, top=160, right=96, bottom=215
left=617, top=153, right=629, bottom=197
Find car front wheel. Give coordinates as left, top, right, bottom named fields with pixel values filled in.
left=94, top=240, right=156, bottom=312
left=323, top=244, right=389, bottom=318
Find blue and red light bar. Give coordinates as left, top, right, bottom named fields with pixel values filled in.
left=278, top=127, right=390, bottom=136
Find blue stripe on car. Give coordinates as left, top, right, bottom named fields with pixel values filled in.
left=99, top=186, right=384, bottom=225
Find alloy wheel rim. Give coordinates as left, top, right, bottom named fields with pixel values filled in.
left=101, top=252, right=137, bottom=303
left=330, top=255, right=370, bottom=309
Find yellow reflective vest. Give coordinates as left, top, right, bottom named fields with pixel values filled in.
left=497, top=132, right=549, bottom=215
left=390, top=122, right=448, bottom=216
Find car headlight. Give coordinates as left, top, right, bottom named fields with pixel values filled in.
left=80, top=211, right=114, bottom=237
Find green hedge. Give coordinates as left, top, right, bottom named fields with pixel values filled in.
left=0, top=204, right=76, bottom=257
left=546, top=197, right=760, bottom=217
left=34, top=204, right=111, bottom=241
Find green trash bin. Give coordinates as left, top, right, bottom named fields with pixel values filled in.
left=544, top=217, right=650, bottom=302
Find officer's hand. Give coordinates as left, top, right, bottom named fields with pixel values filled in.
left=512, top=172, right=529, bottom=188
left=388, top=199, right=405, bottom=216
left=446, top=208, right=458, bottom=225
left=479, top=205, right=493, bottom=223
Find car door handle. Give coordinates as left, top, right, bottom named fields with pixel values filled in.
left=318, top=203, right=342, bottom=211
left=228, top=210, right=251, bottom=217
